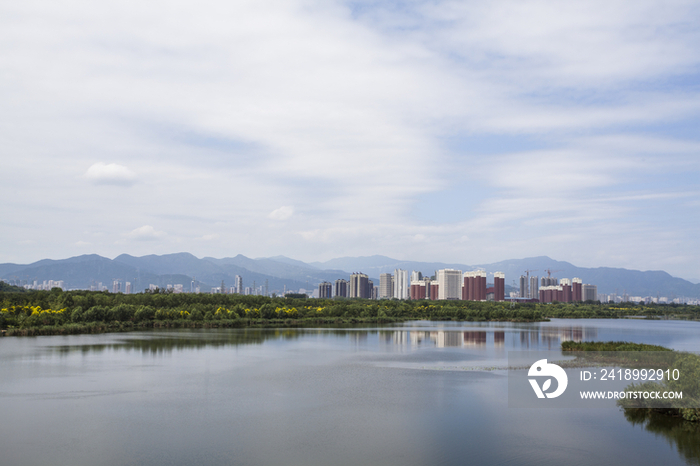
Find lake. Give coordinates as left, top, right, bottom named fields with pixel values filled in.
left=1, top=319, right=699, bottom=466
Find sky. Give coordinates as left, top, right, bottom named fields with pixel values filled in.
left=1, top=0, right=699, bottom=280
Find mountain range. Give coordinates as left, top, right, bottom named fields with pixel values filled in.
left=1, top=253, right=699, bottom=299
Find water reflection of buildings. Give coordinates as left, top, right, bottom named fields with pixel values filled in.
left=407, top=330, right=490, bottom=348
left=494, top=331, right=505, bottom=347
left=520, top=327, right=599, bottom=349
left=463, top=331, right=487, bottom=346
left=428, top=331, right=477, bottom=347
left=349, top=331, right=369, bottom=346
left=381, top=327, right=597, bottom=349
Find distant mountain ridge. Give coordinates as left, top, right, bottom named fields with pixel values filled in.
left=0, top=253, right=359, bottom=294
left=1, top=253, right=699, bottom=298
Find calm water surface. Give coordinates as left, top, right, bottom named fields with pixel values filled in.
left=1, top=319, right=699, bottom=466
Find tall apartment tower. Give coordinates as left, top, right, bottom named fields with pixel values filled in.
left=438, top=269, right=462, bottom=300
left=462, top=272, right=471, bottom=301
left=430, top=281, right=440, bottom=300
left=349, top=273, right=370, bottom=298
left=478, top=271, right=486, bottom=300
left=572, top=278, right=582, bottom=302
left=530, top=276, right=539, bottom=299
left=494, top=272, right=505, bottom=302
left=394, top=269, right=409, bottom=300
left=334, top=279, right=348, bottom=298
left=582, top=284, right=598, bottom=302
left=519, top=275, right=528, bottom=298
left=424, top=277, right=432, bottom=299
left=560, top=278, right=572, bottom=303
left=379, top=273, right=393, bottom=299
left=318, top=282, right=332, bottom=298
left=410, top=280, right=426, bottom=299
left=462, top=271, right=486, bottom=301
left=410, top=271, right=422, bottom=282
left=235, top=275, right=243, bottom=294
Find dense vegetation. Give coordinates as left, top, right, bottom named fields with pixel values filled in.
left=562, top=341, right=672, bottom=352
left=0, top=282, right=26, bottom=293
left=1, top=289, right=700, bottom=336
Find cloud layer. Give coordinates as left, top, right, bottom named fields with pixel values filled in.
left=84, top=163, right=136, bottom=185
left=1, top=0, right=699, bottom=279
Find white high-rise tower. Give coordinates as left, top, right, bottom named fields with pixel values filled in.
left=393, top=269, right=409, bottom=300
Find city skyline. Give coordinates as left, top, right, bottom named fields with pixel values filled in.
left=2, top=1, right=699, bottom=281
left=3, top=250, right=699, bottom=300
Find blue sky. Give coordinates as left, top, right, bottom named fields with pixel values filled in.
left=1, top=0, right=699, bottom=280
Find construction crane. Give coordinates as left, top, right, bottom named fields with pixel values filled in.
left=524, top=269, right=539, bottom=283
left=544, top=269, right=563, bottom=278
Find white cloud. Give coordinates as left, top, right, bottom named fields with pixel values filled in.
left=124, top=225, right=165, bottom=241
left=84, top=163, right=136, bottom=186
left=1, top=0, right=699, bottom=279
left=268, top=206, right=294, bottom=221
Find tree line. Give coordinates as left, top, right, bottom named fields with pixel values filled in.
left=1, top=289, right=699, bottom=335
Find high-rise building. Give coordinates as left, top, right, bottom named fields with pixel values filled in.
left=334, top=279, right=348, bottom=298
left=349, top=273, right=370, bottom=298
left=582, top=284, right=598, bottom=302
left=536, top=278, right=591, bottom=304
left=529, top=276, right=539, bottom=299
left=411, top=271, right=422, bottom=282
left=494, top=272, right=505, bottom=302
left=560, top=278, right=572, bottom=302
left=319, top=282, right=332, bottom=298
left=539, top=286, right=549, bottom=303
left=235, top=275, right=243, bottom=294
left=394, top=269, right=409, bottom=300
left=463, top=271, right=472, bottom=301
left=424, top=277, right=432, bottom=299
left=430, top=281, right=439, bottom=300
left=112, top=280, right=120, bottom=294
left=379, top=273, right=393, bottom=299
left=437, top=269, right=462, bottom=300
left=125, top=282, right=131, bottom=294
left=541, top=276, right=559, bottom=287
left=519, top=275, right=528, bottom=298
left=463, top=271, right=487, bottom=301
left=572, top=278, right=582, bottom=302
left=410, top=280, right=426, bottom=300
left=478, top=271, right=486, bottom=300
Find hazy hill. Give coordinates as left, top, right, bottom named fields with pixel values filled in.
left=1, top=253, right=699, bottom=298
left=310, top=255, right=468, bottom=279
left=0, top=253, right=347, bottom=294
